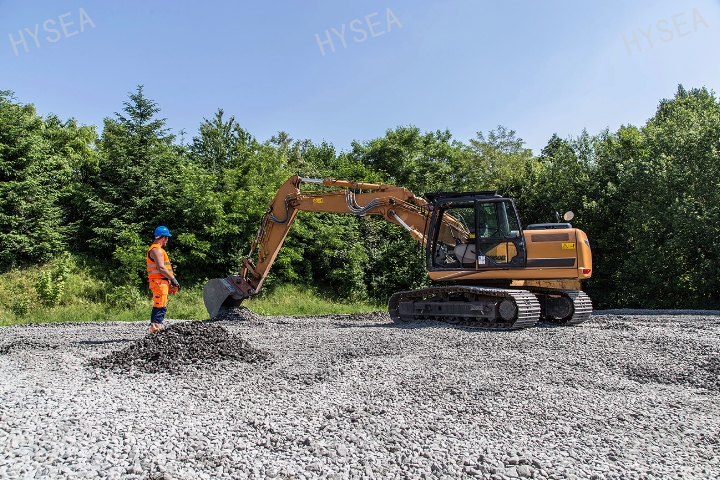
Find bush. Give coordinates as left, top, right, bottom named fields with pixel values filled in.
left=10, top=299, right=28, bottom=316
left=34, top=255, right=71, bottom=306
left=112, top=231, right=148, bottom=287
left=106, top=285, right=146, bottom=309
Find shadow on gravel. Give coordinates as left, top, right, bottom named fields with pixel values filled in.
left=334, top=322, right=398, bottom=329
left=331, top=321, right=520, bottom=332
left=535, top=321, right=587, bottom=330
left=210, top=306, right=578, bottom=333
left=0, top=341, right=60, bottom=354
left=593, top=321, right=638, bottom=331
left=78, top=339, right=134, bottom=346
left=624, top=361, right=720, bottom=392
left=88, top=321, right=271, bottom=374
left=595, top=309, right=720, bottom=316
left=206, top=306, right=263, bottom=323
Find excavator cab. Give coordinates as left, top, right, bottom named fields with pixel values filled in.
left=426, top=193, right=527, bottom=272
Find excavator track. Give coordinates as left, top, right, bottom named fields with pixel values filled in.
left=388, top=286, right=541, bottom=330
left=525, top=287, right=593, bottom=325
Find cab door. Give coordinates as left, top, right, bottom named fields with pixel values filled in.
left=473, top=199, right=526, bottom=269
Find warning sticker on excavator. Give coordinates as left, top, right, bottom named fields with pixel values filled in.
left=562, top=242, right=576, bottom=250
left=312, top=198, right=323, bottom=204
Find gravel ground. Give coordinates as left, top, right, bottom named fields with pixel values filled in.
left=1, top=309, right=719, bottom=480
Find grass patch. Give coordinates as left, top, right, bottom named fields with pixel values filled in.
left=0, top=259, right=384, bottom=326
left=246, top=284, right=383, bottom=316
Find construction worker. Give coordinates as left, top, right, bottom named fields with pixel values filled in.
left=147, top=226, right=179, bottom=333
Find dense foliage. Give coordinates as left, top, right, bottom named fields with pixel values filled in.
left=1, top=85, right=718, bottom=309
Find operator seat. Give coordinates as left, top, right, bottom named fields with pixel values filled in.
left=454, top=243, right=476, bottom=267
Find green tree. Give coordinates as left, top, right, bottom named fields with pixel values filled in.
left=0, top=92, right=94, bottom=270
left=185, top=112, right=292, bottom=284
left=520, top=132, right=596, bottom=225
left=359, top=216, right=428, bottom=302
left=339, top=127, right=468, bottom=300
left=189, top=109, right=256, bottom=183
left=78, top=86, right=225, bottom=286
left=536, top=86, right=720, bottom=309
left=453, top=126, right=536, bottom=196
left=81, top=86, right=181, bottom=259
left=254, top=140, right=374, bottom=300
left=625, top=86, right=720, bottom=307
left=348, top=126, right=462, bottom=194
left=582, top=126, right=646, bottom=307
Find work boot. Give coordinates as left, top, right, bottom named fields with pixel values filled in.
left=150, top=322, right=162, bottom=333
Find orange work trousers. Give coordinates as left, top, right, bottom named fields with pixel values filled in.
left=149, top=278, right=169, bottom=308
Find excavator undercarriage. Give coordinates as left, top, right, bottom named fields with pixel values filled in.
left=388, top=286, right=541, bottom=330
left=388, top=286, right=592, bottom=329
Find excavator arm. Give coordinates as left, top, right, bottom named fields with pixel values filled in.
left=203, top=175, right=466, bottom=318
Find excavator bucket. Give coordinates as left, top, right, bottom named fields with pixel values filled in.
left=203, top=276, right=255, bottom=319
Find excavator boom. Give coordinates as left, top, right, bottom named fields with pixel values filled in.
left=203, top=176, right=451, bottom=318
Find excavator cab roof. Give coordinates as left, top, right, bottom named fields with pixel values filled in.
left=424, top=191, right=504, bottom=202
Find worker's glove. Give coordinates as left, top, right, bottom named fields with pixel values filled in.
left=169, top=278, right=179, bottom=294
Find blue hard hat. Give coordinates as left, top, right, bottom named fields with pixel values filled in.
left=154, top=226, right=172, bottom=237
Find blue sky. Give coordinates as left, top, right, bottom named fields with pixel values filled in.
left=1, top=0, right=718, bottom=154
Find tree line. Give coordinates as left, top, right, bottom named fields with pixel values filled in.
left=0, top=85, right=718, bottom=309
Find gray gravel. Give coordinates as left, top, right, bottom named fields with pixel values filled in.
left=88, top=321, right=271, bottom=374
left=1, top=310, right=719, bottom=480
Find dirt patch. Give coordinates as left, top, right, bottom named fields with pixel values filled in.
left=88, top=321, right=271, bottom=374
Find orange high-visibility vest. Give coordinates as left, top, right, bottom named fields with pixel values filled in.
left=147, top=243, right=174, bottom=280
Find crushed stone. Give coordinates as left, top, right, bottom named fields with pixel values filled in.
left=210, top=306, right=264, bottom=323
left=1, top=311, right=719, bottom=479
left=88, top=321, right=270, bottom=373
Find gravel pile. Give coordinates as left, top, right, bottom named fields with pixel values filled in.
left=88, top=322, right=270, bottom=374
left=1, top=311, right=719, bottom=480
left=211, top=307, right=264, bottom=324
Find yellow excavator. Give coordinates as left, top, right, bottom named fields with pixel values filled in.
left=203, top=176, right=593, bottom=329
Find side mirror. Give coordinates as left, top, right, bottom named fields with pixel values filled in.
left=563, top=211, right=575, bottom=222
